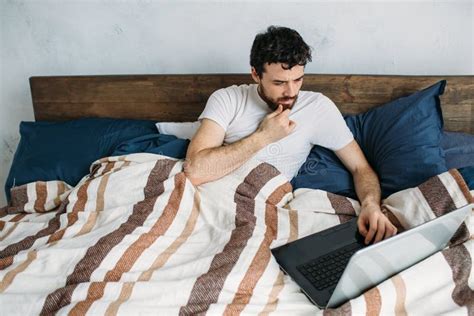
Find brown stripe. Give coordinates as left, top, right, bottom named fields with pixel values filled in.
left=8, top=184, right=28, bottom=213
left=0, top=209, right=7, bottom=220
left=119, top=161, right=131, bottom=171
left=114, top=160, right=130, bottom=172
left=10, top=213, right=26, bottom=222
left=0, top=257, right=13, bottom=270
left=105, top=282, right=134, bottom=316
left=96, top=173, right=111, bottom=214
left=442, top=244, right=474, bottom=314
left=363, top=287, right=382, bottom=315
left=0, top=222, right=20, bottom=242
left=70, top=172, right=186, bottom=314
left=448, top=222, right=471, bottom=247
left=180, top=163, right=280, bottom=315
left=283, top=204, right=299, bottom=242
left=324, top=301, right=352, bottom=316
left=47, top=178, right=92, bottom=243
left=327, top=192, right=357, bottom=223
left=381, top=206, right=405, bottom=233
left=89, top=161, right=103, bottom=179
left=110, top=161, right=125, bottom=174
left=418, top=175, right=457, bottom=217
left=449, top=169, right=474, bottom=204
left=68, top=281, right=105, bottom=315
left=76, top=213, right=98, bottom=238
left=288, top=208, right=298, bottom=242
left=0, top=250, right=37, bottom=293
left=0, top=221, right=5, bottom=230
left=391, top=275, right=407, bottom=316
left=265, top=183, right=290, bottom=240
left=74, top=173, right=111, bottom=237
left=102, top=161, right=116, bottom=175
left=138, top=189, right=201, bottom=282
left=40, top=158, right=176, bottom=315
left=105, top=189, right=202, bottom=315
left=89, top=161, right=115, bottom=180
left=53, top=181, right=67, bottom=207
left=0, top=201, right=68, bottom=270
left=417, top=174, right=471, bottom=246
left=258, top=271, right=285, bottom=316
left=34, top=182, right=47, bottom=213
left=224, top=182, right=291, bottom=315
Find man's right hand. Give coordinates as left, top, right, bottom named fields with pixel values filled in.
left=257, top=104, right=296, bottom=144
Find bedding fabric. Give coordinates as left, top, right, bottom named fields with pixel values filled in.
left=4, top=118, right=158, bottom=202
left=459, top=165, right=474, bottom=190
left=1, top=153, right=472, bottom=315
left=111, top=133, right=189, bottom=158
left=292, top=80, right=448, bottom=199
left=441, top=131, right=474, bottom=169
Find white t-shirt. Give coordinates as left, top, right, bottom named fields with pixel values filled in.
left=198, top=84, right=353, bottom=180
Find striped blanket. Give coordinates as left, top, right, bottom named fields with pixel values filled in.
left=0, top=153, right=472, bottom=315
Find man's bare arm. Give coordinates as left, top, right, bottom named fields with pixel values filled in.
left=184, top=105, right=295, bottom=186
left=184, top=119, right=267, bottom=185
left=335, top=140, right=397, bottom=243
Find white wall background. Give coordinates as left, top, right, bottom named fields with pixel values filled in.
left=0, top=0, right=473, bottom=206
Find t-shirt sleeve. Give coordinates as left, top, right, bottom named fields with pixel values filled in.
left=311, top=94, right=354, bottom=151
left=198, top=88, right=235, bottom=131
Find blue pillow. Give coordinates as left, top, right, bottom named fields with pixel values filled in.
left=112, top=134, right=189, bottom=158
left=292, top=80, right=448, bottom=199
left=5, top=118, right=158, bottom=202
left=458, top=166, right=474, bottom=190
left=441, top=131, right=474, bottom=169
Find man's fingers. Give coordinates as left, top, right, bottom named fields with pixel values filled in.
left=374, top=219, right=386, bottom=243
left=365, top=227, right=376, bottom=245
left=269, top=104, right=283, bottom=117
left=385, top=224, right=397, bottom=239
left=357, top=217, right=368, bottom=236
left=358, top=207, right=399, bottom=244
left=364, top=216, right=378, bottom=244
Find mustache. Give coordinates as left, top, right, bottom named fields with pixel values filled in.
left=278, top=97, right=296, bottom=102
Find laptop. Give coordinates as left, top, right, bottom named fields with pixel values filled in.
left=271, top=203, right=472, bottom=309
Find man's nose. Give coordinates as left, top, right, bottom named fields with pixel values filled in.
left=284, top=82, right=296, bottom=97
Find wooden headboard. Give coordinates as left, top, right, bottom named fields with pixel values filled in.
left=30, top=74, right=473, bottom=133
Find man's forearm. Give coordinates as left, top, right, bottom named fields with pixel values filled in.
left=352, top=166, right=381, bottom=208
left=353, top=165, right=398, bottom=243
left=184, top=132, right=268, bottom=185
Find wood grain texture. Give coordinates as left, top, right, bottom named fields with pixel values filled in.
left=30, top=74, right=473, bottom=133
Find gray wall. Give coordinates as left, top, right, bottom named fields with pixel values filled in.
left=1, top=0, right=473, bottom=206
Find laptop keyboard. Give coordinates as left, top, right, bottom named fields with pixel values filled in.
left=297, top=242, right=364, bottom=290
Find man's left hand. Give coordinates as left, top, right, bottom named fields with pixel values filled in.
left=357, top=203, right=397, bottom=244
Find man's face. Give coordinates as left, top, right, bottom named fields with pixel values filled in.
left=251, top=63, right=305, bottom=111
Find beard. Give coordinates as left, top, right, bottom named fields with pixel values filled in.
left=257, top=84, right=298, bottom=111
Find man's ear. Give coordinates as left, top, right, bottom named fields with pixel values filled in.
left=251, top=67, right=261, bottom=84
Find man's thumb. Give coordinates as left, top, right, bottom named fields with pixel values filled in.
left=268, top=104, right=283, bottom=118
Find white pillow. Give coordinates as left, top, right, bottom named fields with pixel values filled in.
left=155, top=121, right=201, bottom=139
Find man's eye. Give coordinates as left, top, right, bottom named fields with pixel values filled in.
left=274, top=82, right=284, bottom=86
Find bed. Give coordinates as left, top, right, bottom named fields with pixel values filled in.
left=0, top=74, right=473, bottom=315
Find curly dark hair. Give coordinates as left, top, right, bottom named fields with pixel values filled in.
left=250, top=26, right=312, bottom=77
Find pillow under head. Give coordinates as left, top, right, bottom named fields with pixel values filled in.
left=292, top=80, right=448, bottom=199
